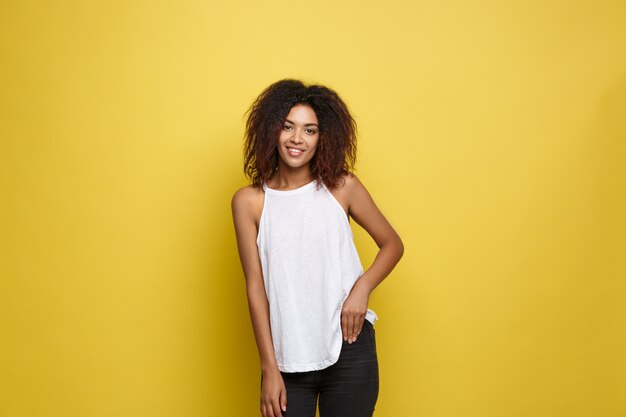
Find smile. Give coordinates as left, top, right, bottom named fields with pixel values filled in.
left=287, top=147, right=304, bottom=156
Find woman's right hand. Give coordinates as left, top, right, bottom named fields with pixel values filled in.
left=260, top=369, right=287, bottom=417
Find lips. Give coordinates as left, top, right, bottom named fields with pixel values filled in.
left=286, top=146, right=305, bottom=156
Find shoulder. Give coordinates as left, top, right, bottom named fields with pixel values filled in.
left=231, top=184, right=263, bottom=217
left=332, top=173, right=370, bottom=211
left=337, top=172, right=366, bottom=194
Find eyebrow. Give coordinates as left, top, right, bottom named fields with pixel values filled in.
left=284, top=118, right=318, bottom=127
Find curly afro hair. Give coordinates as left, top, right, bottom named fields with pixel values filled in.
left=242, top=78, right=358, bottom=190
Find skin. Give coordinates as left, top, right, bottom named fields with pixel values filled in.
left=231, top=104, right=404, bottom=417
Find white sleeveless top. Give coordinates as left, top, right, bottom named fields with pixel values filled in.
left=256, top=178, right=378, bottom=373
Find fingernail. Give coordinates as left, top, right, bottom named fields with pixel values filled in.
left=282, top=405, right=286, bottom=411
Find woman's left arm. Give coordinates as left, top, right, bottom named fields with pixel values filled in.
left=341, top=173, right=404, bottom=344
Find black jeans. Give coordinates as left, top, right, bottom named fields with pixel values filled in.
left=268, top=319, right=379, bottom=417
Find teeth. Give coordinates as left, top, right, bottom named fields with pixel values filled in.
left=288, top=147, right=303, bottom=153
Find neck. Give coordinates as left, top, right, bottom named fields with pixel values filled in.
left=271, top=165, right=314, bottom=189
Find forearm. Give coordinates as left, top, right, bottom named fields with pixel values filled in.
left=354, top=236, right=404, bottom=295
left=246, top=284, right=281, bottom=375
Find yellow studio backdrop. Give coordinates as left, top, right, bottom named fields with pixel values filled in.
left=1, top=1, right=624, bottom=416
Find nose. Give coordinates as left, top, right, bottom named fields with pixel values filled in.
left=290, top=128, right=304, bottom=143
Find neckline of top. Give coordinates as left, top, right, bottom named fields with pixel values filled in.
left=264, top=179, right=318, bottom=195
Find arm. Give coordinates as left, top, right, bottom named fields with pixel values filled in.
left=340, top=173, right=404, bottom=343
left=231, top=188, right=287, bottom=417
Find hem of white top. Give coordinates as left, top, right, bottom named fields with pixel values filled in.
left=278, top=351, right=341, bottom=373
left=278, top=313, right=379, bottom=373
left=365, top=309, right=378, bottom=326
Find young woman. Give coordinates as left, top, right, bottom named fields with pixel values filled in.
left=231, top=79, right=404, bottom=417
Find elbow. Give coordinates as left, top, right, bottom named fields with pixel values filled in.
left=246, top=278, right=267, bottom=299
left=376, top=231, right=404, bottom=260
left=391, top=229, right=404, bottom=260
left=381, top=234, right=404, bottom=260
left=396, top=237, right=405, bottom=260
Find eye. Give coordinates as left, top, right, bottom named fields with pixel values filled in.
left=305, top=128, right=318, bottom=135
left=283, top=124, right=293, bottom=130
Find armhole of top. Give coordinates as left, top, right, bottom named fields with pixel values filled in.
left=323, top=183, right=351, bottom=227
left=256, top=183, right=267, bottom=246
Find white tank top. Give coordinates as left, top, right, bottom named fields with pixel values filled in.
left=256, top=178, right=378, bottom=373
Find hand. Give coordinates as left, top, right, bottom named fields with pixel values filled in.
left=260, top=369, right=287, bottom=417
left=341, top=285, right=371, bottom=344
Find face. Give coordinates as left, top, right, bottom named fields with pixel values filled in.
left=276, top=104, right=320, bottom=170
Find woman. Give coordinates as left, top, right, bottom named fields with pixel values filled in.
left=231, top=79, right=404, bottom=417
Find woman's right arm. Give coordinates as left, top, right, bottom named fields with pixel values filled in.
left=231, top=187, right=287, bottom=417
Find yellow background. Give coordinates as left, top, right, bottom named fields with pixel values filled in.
left=1, top=1, right=625, bottom=416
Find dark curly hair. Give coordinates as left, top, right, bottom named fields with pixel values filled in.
left=242, top=79, right=358, bottom=190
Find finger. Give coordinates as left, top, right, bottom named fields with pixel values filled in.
left=351, top=315, right=360, bottom=342
left=272, top=396, right=282, bottom=417
left=352, top=319, right=358, bottom=341
left=261, top=403, right=266, bottom=417
left=346, top=314, right=355, bottom=343
left=265, top=399, right=276, bottom=417
left=280, top=387, right=287, bottom=413
left=342, top=312, right=348, bottom=341
left=356, top=316, right=364, bottom=338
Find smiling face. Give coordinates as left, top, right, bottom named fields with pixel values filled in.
left=276, top=104, right=320, bottom=170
